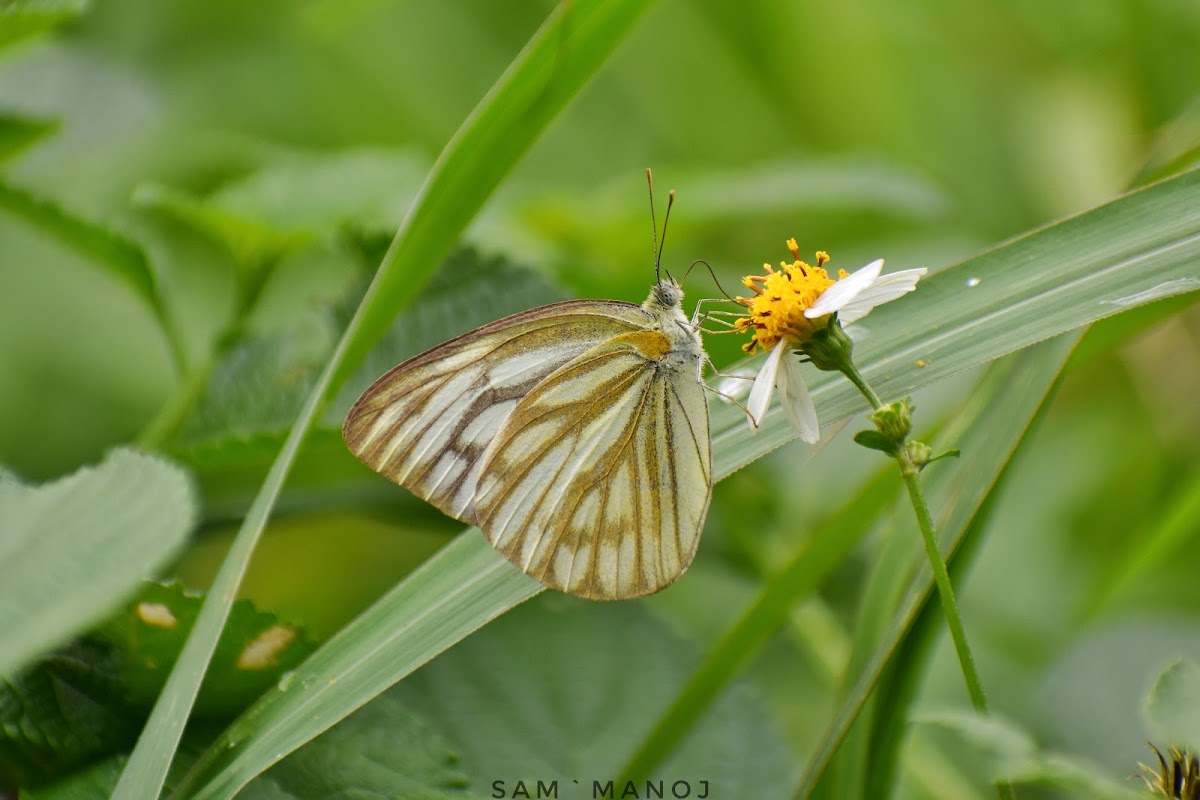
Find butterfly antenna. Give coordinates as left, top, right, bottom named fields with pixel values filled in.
left=646, top=168, right=661, bottom=282
left=683, top=259, right=737, bottom=300
left=659, top=188, right=676, bottom=281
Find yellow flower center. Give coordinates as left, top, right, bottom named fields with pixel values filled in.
left=735, top=240, right=846, bottom=354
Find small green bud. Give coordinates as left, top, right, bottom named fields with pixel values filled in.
left=897, top=441, right=960, bottom=475
left=870, top=397, right=915, bottom=443
left=801, top=317, right=855, bottom=372
left=903, top=440, right=933, bottom=469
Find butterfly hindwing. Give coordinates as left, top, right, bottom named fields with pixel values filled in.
left=474, top=329, right=712, bottom=599
left=343, top=300, right=651, bottom=523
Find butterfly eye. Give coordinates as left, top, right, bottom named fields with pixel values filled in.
left=654, top=281, right=684, bottom=309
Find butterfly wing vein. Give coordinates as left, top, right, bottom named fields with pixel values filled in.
left=343, top=302, right=652, bottom=523
left=476, top=332, right=711, bottom=599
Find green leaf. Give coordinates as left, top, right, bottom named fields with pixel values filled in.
left=167, top=533, right=543, bottom=800
left=0, top=448, right=196, bottom=678
left=852, top=430, right=898, bottom=455
left=915, top=710, right=1145, bottom=800
left=174, top=312, right=337, bottom=449
left=22, top=756, right=125, bottom=800
left=198, top=148, right=428, bottom=239
left=132, top=149, right=428, bottom=269
left=0, top=0, right=88, bottom=52
left=332, top=248, right=567, bottom=420
left=0, top=640, right=136, bottom=788
left=1145, top=658, right=1200, bottom=753
left=0, top=180, right=184, bottom=371
left=0, top=113, right=59, bottom=164
left=171, top=248, right=564, bottom=452
left=1, top=580, right=316, bottom=790
left=115, top=4, right=656, bottom=794
left=23, top=696, right=473, bottom=800
left=329, top=0, right=658, bottom=390
left=95, top=582, right=317, bottom=719
left=132, top=182, right=303, bottom=271
left=926, top=448, right=960, bottom=465
left=168, top=430, right=374, bottom=525
left=244, top=694, right=473, bottom=800
left=393, top=598, right=792, bottom=797
left=0, top=181, right=158, bottom=315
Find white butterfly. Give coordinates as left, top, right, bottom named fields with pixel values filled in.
left=343, top=273, right=713, bottom=600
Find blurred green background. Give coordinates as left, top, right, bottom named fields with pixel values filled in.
left=2, top=0, right=1199, bottom=796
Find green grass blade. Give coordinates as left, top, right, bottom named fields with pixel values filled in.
left=170, top=532, right=541, bottom=799
left=330, top=0, right=657, bottom=390
left=1083, top=464, right=1200, bottom=619
left=615, top=467, right=898, bottom=784
left=823, top=484, right=922, bottom=800
left=792, top=334, right=1082, bottom=798
left=110, top=2, right=655, bottom=798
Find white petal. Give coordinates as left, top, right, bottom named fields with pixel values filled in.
left=805, top=258, right=884, bottom=319
left=747, top=344, right=785, bottom=429
left=836, top=267, right=928, bottom=323
left=778, top=356, right=819, bottom=443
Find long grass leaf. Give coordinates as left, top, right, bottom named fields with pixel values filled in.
left=111, top=2, right=656, bottom=798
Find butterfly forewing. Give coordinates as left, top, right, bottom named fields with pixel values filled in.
left=343, top=301, right=651, bottom=523
left=475, top=329, right=712, bottom=600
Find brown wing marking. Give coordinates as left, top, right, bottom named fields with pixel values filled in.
left=342, top=301, right=648, bottom=523
left=474, top=330, right=712, bottom=599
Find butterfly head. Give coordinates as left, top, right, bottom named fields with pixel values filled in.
left=650, top=275, right=685, bottom=311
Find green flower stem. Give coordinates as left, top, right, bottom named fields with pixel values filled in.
left=840, top=361, right=1014, bottom=800
left=840, top=359, right=883, bottom=409
left=897, top=469, right=989, bottom=710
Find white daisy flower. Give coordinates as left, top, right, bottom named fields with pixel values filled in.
left=735, top=242, right=926, bottom=442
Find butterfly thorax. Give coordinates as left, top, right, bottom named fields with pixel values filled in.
left=643, top=279, right=704, bottom=368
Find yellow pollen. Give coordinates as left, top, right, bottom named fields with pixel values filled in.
left=736, top=243, right=838, bottom=354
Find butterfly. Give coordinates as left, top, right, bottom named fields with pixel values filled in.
left=343, top=188, right=714, bottom=600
